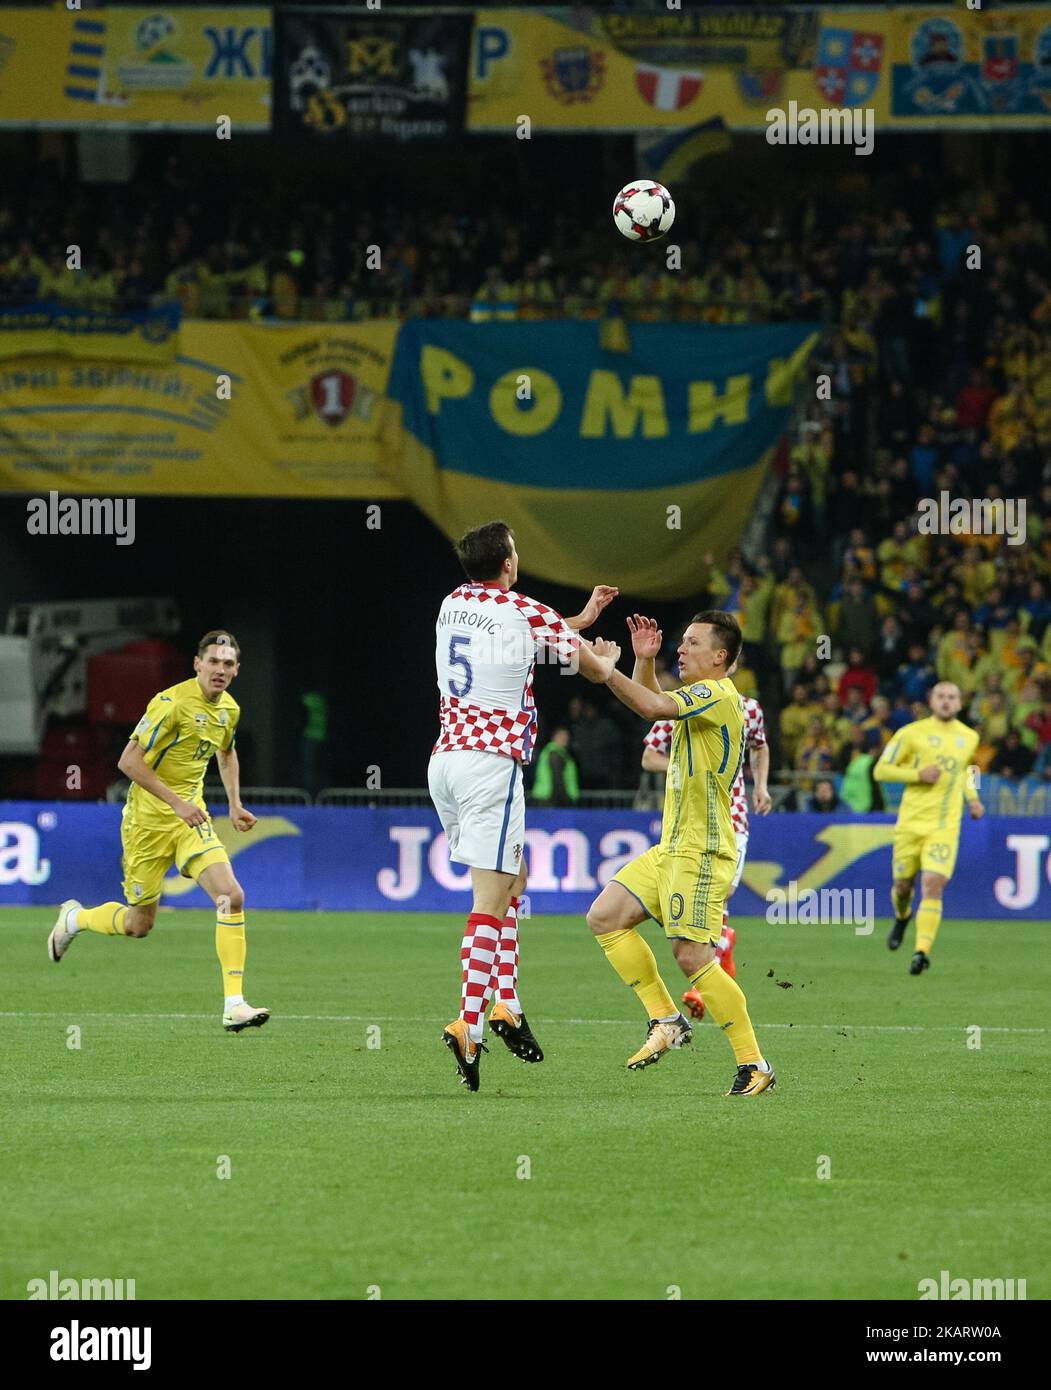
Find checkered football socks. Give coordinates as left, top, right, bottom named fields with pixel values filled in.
left=495, top=895, right=522, bottom=1013
left=460, top=912, right=502, bottom=1042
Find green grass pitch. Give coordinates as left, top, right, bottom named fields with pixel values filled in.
left=2, top=907, right=1048, bottom=1300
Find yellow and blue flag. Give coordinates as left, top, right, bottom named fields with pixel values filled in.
left=381, top=320, right=819, bottom=599
left=636, top=117, right=732, bottom=184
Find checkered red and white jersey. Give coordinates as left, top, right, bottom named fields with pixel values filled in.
left=644, top=696, right=766, bottom=834
left=432, top=581, right=580, bottom=764
left=643, top=720, right=674, bottom=756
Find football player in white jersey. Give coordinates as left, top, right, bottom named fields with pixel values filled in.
left=638, top=640, right=771, bottom=1018
left=430, top=520, right=619, bottom=1091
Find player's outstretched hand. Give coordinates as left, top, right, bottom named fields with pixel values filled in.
left=230, top=806, right=257, bottom=832
left=753, top=788, right=773, bottom=815
left=627, top=613, right=662, bottom=659
left=919, top=764, right=941, bottom=784
left=591, top=637, right=622, bottom=683
left=578, top=584, right=619, bottom=628
left=174, top=799, right=208, bottom=828
left=969, top=800, right=985, bottom=820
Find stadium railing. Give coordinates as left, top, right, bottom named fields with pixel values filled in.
left=770, top=769, right=1051, bottom=814
left=105, top=782, right=312, bottom=807
left=316, top=788, right=639, bottom=809
left=91, top=777, right=1051, bottom=814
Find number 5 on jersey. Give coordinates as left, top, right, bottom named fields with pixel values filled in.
left=448, top=634, right=473, bottom=697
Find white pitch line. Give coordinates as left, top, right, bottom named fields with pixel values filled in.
left=0, top=1011, right=1046, bottom=1034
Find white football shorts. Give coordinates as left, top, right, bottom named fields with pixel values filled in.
left=428, top=749, right=526, bottom=875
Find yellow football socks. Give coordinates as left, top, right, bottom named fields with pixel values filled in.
left=76, top=903, right=128, bottom=935
left=688, top=959, right=762, bottom=1065
left=596, top=928, right=677, bottom=1020
left=915, top=898, right=943, bottom=956
left=216, top=910, right=247, bottom=998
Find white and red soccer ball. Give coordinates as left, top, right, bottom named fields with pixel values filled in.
left=612, top=181, right=675, bottom=242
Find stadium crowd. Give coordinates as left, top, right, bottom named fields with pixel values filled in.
left=5, top=148, right=1050, bottom=806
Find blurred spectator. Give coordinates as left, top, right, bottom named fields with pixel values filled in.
left=988, top=730, right=1036, bottom=779
left=568, top=700, right=623, bottom=791
left=887, top=693, right=914, bottom=732
left=860, top=695, right=893, bottom=750
left=839, top=726, right=882, bottom=813
left=1023, top=700, right=1051, bottom=774
left=835, top=579, right=879, bottom=658
left=1021, top=580, right=1050, bottom=642
left=531, top=727, right=579, bottom=807
left=796, top=715, right=836, bottom=791
left=897, top=642, right=937, bottom=703
left=301, top=690, right=328, bottom=799
left=873, top=613, right=907, bottom=690
left=809, top=778, right=841, bottom=813
left=838, top=647, right=878, bottom=707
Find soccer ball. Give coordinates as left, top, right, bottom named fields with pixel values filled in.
left=613, top=181, right=675, bottom=242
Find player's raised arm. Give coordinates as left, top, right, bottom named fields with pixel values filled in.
left=565, top=584, right=619, bottom=631
left=594, top=639, right=679, bottom=720
left=627, top=614, right=664, bottom=695
left=576, top=637, right=623, bottom=684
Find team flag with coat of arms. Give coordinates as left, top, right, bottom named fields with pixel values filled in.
left=815, top=27, right=884, bottom=107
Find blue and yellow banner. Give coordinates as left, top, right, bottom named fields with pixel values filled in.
left=0, top=302, right=181, bottom=366
left=0, top=803, right=1044, bottom=918
left=381, top=320, right=818, bottom=599
left=891, top=8, right=1051, bottom=121
left=1, top=316, right=815, bottom=578
left=0, top=7, right=270, bottom=130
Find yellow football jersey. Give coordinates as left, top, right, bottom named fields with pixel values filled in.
left=659, top=677, right=744, bottom=857
left=875, top=716, right=980, bottom=834
left=127, top=677, right=239, bottom=823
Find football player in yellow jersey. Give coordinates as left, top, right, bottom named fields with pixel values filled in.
left=873, top=681, right=984, bottom=975
left=585, top=611, right=775, bottom=1097
left=47, top=631, right=270, bottom=1033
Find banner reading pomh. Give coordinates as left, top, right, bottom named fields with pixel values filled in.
left=380, top=319, right=819, bottom=600
left=276, top=9, right=471, bottom=139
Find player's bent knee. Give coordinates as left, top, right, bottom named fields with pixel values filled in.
left=586, top=887, right=633, bottom=936
left=921, top=874, right=946, bottom=899
left=585, top=899, right=613, bottom=936
left=672, top=938, right=716, bottom=974
left=206, top=877, right=244, bottom=913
